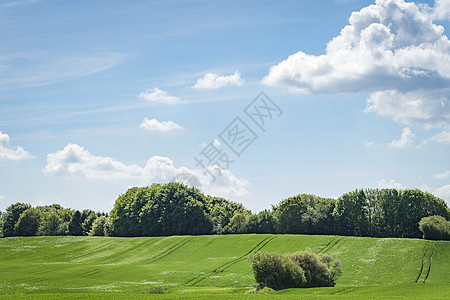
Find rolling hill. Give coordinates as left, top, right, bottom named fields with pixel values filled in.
left=0, top=235, right=448, bottom=298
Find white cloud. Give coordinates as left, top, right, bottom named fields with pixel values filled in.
left=430, top=131, right=450, bottom=143
left=192, top=71, right=244, bottom=89
left=377, top=178, right=404, bottom=189
left=138, top=88, right=183, bottom=105
left=434, top=184, right=450, bottom=202
left=43, top=143, right=248, bottom=198
left=364, top=140, right=375, bottom=148
left=430, top=0, right=450, bottom=21
left=0, top=195, right=4, bottom=201
left=365, top=89, right=450, bottom=128
left=43, top=143, right=142, bottom=180
left=263, top=0, right=450, bottom=128
left=433, top=170, right=450, bottom=179
left=0, top=130, right=34, bottom=161
left=389, top=127, right=416, bottom=148
left=139, top=118, right=183, bottom=132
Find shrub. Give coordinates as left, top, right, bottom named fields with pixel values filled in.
left=290, top=252, right=341, bottom=287
left=249, top=252, right=306, bottom=290
left=250, top=251, right=341, bottom=290
left=419, top=215, right=450, bottom=240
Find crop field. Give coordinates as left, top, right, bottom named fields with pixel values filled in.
left=0, top=235, right=448, bottom=299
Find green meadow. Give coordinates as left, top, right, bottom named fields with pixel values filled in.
left=0, top=235, right=448, bottom=299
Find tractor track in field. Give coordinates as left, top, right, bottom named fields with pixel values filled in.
left=423, top=243, right=435, bottom=283
left=184, top=235, right=277, bottom=286
left=415, top=241, right=436, bottom=283
left=319, top=236, right=342, bottom=254
left=144, top=237, right=190, bottom=263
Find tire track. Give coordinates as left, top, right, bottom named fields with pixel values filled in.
left=185, top=235, right=277, bottom=286
left=144, top=237, right=190, bottom=263
left=423, top=243, right=436, bottom=283
left=415, top=242, right=430, bottom=283
left=319, top=236, right=342, bottom=254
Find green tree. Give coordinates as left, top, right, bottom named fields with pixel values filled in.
left=68, top=210, right=83, bottom=236
left=38, top=211, right=63, bottom=236
left=82, top=212, right=97, bottom=235
left=246, top=210, right=277, bottom=234
left=333, top=190, right=369, bottom=236
left=110, top=183, right=213, bottom=236
left=89, top=215, right=108, bottom=236
left=227, top=212, right=248, bottom=234
left=14, top=208, right=41, bottom=236
left=207, top=196, right=250, bottom=234
left=2, top=203, right=31, bottom=237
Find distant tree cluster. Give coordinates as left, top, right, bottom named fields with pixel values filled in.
left=1, top=184, right=448, bottom=238
left=0, top=203, right=107, bottom=238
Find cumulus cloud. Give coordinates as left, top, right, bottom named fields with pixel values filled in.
left=139, top=118, right=183, bottom=132
left=263, top=0, right=450, bottom=128
left=192, top=71, right=244, bottom=89
left=377, top=178, right=404, bottom=189
left=138, top=88, right=183, bottom=105
left=430, top=131, right=450, bottom=143
left=0, top=130, right=34, bottom=161
left=43, top=143, right=142, bottom=179
left=433, top=170, right=450, bottom=179
left=429, top=0, right=450, bottom=21
left=434, top=184, right=450, bottom=202
left=43, top=143, right=248, bottom=198
left=389, top=127, right=416, bottom=148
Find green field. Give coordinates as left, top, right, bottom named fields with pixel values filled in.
left=0, top=235, right=448, bottom=299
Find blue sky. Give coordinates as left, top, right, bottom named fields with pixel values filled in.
left=0, top=0, right=449, bottom=212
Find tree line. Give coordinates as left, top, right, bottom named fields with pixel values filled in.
left=1, top=183, right=449, bottom=238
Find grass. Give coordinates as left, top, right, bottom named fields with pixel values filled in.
left=0, top=234, right=448, bottom=298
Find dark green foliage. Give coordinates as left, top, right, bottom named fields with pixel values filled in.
left=419, top=215, right=450, bottom=240
left=250, top=251, right=341, bottom=290
left=14, top=208, right=41, bottom=236
left=2, top=203, right=31, bottom=237
left=249, top=252, right=306, bottom=290
left=246, top=210, right=277, bottom=234
left=110, top=183, right=213, bottom=236
left=207, top=196, right=250, bottom=234
left=274, top=194, right=337, bottom=234
left=227, top=213, right=249, bottom=234
left=68, top=210, right=83, bottom=236
left=38, top=211, right=63, bottom=236
left=290, top=252, right=341, bottom=287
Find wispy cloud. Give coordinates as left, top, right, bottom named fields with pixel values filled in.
left=433, top=170, right=450, bottom=179
left=0, top=0, right=40, bottom=9
left=0, top=130, right=34, bottom=161
left=192, top=71, right=244, bottom=89
left=430, top=131, right=450, bottom=144
left=377, top=179, right=404, bottom=189
left=139, top=118, right=183, bottom=132
left=0, top=52, right=123, bottom=89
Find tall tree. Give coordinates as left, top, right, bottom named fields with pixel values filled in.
left=2, top=203, right=30, bottom=237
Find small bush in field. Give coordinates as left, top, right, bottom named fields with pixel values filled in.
left=290, top=251, right=341, bottom=287
left=249, top=252, right=306, bottom=290
left=250, top=251, right=341, bottom=290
